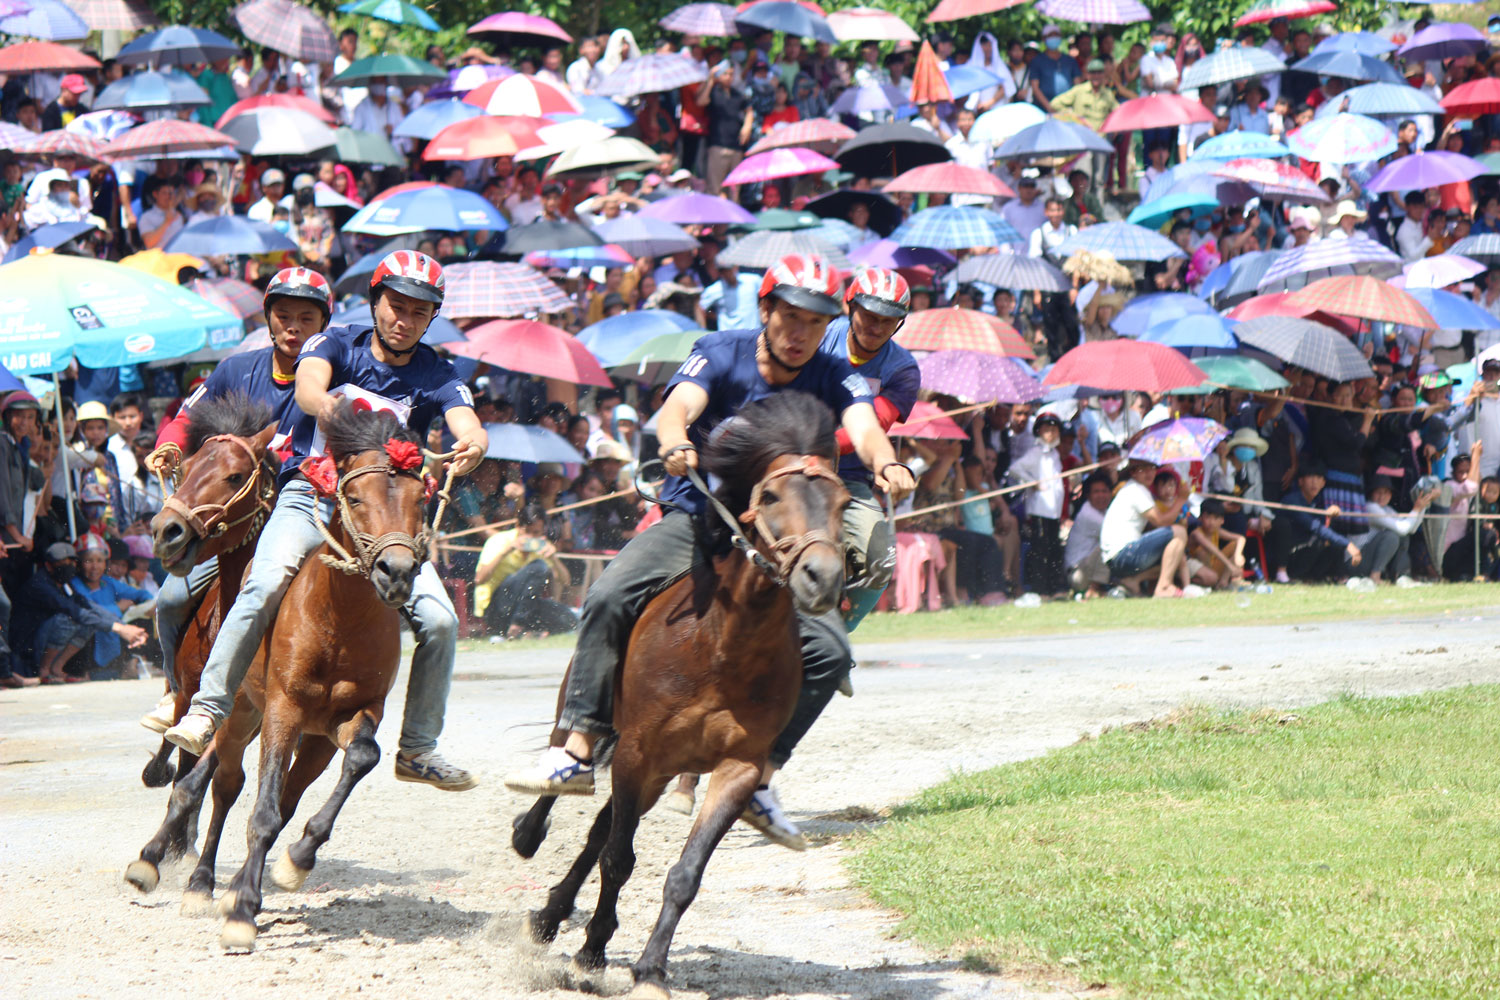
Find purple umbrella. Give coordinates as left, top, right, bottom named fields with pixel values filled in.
left=1128, top=417, right=1229, bottom=463
left=849, top=240, right=956, bottom=270
left=918, top=350, right=1043, bottom=404
left=1397, top=22, right=1486, bottom=62
left=1366, top=150, right=1486, bottom=193
left=637, top=191, right=756, bottom=225
left=724, top=147, right=839, bottom=185
left=427, top=64, right=513, bottom=101
left=658, top=1, right=738, bottom=35
left=466, top=11, right=571, bottom=43
left=1257, top=233, right=1402, bottom=291
left=1405, top=253, right=1485, bottom=290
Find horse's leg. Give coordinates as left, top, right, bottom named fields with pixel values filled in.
left=124, top=748, right=218, bottom=894
left=276, top=733, right=339, bottom=828
left=141, top=738, right=176, bottom=788
left=180, top=710, right=259, bottom=916
left=219, top=719, right=299, bottom=951
left=528, top=799, right=611, bottom=945
left=175, top=749, right=203, bottom=855
left=629, top=758, right=761, bottom=1000
left=663, top=774, right=698, bottom=816
left=271, top=719, right=378, bottom=893
left=575, top=759, right=659, bottom=974
left=512, top=795, right=557, bottom=859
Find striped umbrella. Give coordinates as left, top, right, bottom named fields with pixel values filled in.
left=748, top=117, right=856, bottom=155
left=718, top=230, right=851, bottom=270
left=1211, top=158, right=1331, bottom=201
left=897, top=307, right=1033, bottom=358
left=1054, top=221, right=1185, bottom=262
left=1285, top=113, right=1395, bottom=165
left=232, top=0, right=337, bottom=62
left=889, top=205, right=1021, bottom=250
left=101, top=119, right=236, bottom=159
left=595, top=53, right=707, bottom=98
left=918, top=350, right=1042, bottom=404
left=1180, top=47, right=1285, bottom=91
left=67, top=0, right=156, bottom=29
left=1036, top=0, right=1148, bottom=23
left=0, top=123, right=34, bottom=148
left=953, top=253, right=1069, bottom=292
left=1258, top=235, right=1402, bottom=291
left=659, top=2, right=739, bottom=34
left=1234, top=316, right=1374, bottom=381
left=1043, top=339, right=1206, bottom=392
left=15, top=129, right=106, bottom=160
left=0, top=0, right=87, bottom=39
left=1235, top=0, right=1334, bottom=26
left=464, top=74, right=582, bottom=117
left=440, top=262, right=571, bottom=320
left=884, top=162, right=1014, bottom=197
left=1283, top=275, right=1437, bottom=329
left=1448, top=234, right=1500, bottom=261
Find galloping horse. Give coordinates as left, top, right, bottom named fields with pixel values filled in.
left=512, top=392, right=849, bottom=1000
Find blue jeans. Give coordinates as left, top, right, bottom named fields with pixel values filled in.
left=35, top=613, right=91, bottom=666
left=1107, top=526, right=1176, bottom=579
left=188, top=478, right=458, bottom=756
left=155, top=557, right=219, bottom=694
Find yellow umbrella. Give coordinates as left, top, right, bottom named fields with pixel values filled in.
left=118, top=249, right=206, bottom=285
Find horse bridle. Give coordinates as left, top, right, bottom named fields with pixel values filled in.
left=158, top=435, right=276, bottom=553
left=317, top=461, right=431, bottom=577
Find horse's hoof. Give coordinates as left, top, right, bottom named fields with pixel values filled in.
left=572, top=951, right=606, bottom=974
left=523, top=911, right=557, bottom=945
left=220, top=919, right=257, bottom=951
left=124, top=860, right=159, bottom=894
left=214, top=890, right=238, bottom=917
left=662, top=790, right=694, bottom=816
left=627, top=981, right=671, bottom=1000
left=270, top=851, right=310, bottom=892
left=180, top=890, right=214, bottom=917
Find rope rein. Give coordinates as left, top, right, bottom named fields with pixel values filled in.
left=154, top=436, right=277, bottom=552
left=317, top=448, right=462, bottom=577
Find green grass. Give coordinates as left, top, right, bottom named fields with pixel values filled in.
left=850, top=689, right=1500, bottom=999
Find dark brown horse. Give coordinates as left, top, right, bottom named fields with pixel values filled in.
left=512, top=392, right=849, bottom=999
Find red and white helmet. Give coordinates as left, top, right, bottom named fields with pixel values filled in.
left=264, top=266, right=333, bottom=320
left=758, top=252, right=842, bottom=316
left=845, top=266, right=911, bottom=319
left=370, top=249, right=445, bottom=306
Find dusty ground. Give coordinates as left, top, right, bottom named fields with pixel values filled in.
left=5, top=606, right=1500, bottom=1000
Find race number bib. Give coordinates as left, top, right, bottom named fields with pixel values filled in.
left=306, top=384, right=413, bottom=458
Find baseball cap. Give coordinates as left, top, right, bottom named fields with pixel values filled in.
left=1042, top=24, right=1061, bottom=37
left=59, top=73, right=88, bottom=94
left=668, top=168, right=692, bottom=182
left=291, top=172, right=315, bottom=191
left=1086, top=58, right=1106, bottom=72
left=43, top=541, right=77, bottom=563
left=613, top=404, right=639, bottom=424
left=260, top=168, right=286, bottom=188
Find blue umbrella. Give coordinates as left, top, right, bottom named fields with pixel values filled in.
left=1127, top=190, right=1217, bottom=228
left=1285, top=113, right=1396, bottom=165
left=890, top=205, right=1021, bottom=250
left=330, top=298, right=464, bottom=344
left=1405, top=288, right=1500, bottom=330
left=735, top=0, right=837, bottom=43
left=165, top=215, right=298, bottom=256
left=1312, top=31, right=1397, bottom=55
left=592, top=216, right=698, bottom=257
left=94, top=70, right=209, bottom=112
left=1189, top=131, right=1291, bottom=160
left=996, top=117, right=1113, bottom=158
left=1290, top=50, right=1406, bottom=84
left=481, top=422, right=586, bottom=464
left=1313, top=82, right=1446, bottom=118
left=1054, top=221, right=1187, bottom=262
left=0, top=361, right=23, bottom=395
left=338, top=0, right=440, bottom=30
left=810, top=218, right=863, bottom=251
left=1141, top=314, right=1240, bottom=350
left=524, top=245, right=636, bottom=270
left=0, top=0, right=87, bottom=40
left=1112, top=293, right=1216, bottom=338
left=394, top=98, right=483, bottom=140
left=944, top=64, right=1003, bottom=101
left=550, top=95, right=636, bottom=129
left=116, top=26, right=240, bottom=67
left=343, top=184, right=510, bottom=236
left=1, top=221, right=97, bottom=264
left=1197, top=250, right=1281, bottom=304
left=576, top=310, right=698, bottom=367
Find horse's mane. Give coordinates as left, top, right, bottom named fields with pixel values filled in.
left=185, top=392, right=276, bottom=455
left=703, top=391, right=837, bottom=516
left=320, top=400, right=420, bottom=463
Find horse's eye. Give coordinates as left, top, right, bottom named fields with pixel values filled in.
left=346, top=496, right=362, bottom=507
left=760, top=488, right=779, bottom=506
left=226, top=473, right=244, bottom=485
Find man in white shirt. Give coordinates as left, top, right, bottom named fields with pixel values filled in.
left=1395, top=191, right=1434, bottom=262
left=1027, top=197, right=1075, bottom=261
left=1098, top=459, right=1190, bottom=597
left=1001, top=171, right=1046, bottom=246
left=1064, top=472, right=1113, bottom=593
left=944, top=106, right=992, bottom=171
left=333, top=28, right=368, bottom=124
left=1139, top=24, right=1178, bottom=95
left=246, top=167, right=285, bottom=224
left=1260, top=16, right=1290, bottom=105
left=566, top=36, right=602, bottom=94
left=503, top=165, right=543, bottom=224
left=136, top=177, right=186, bottom=249
left=350, top=82, right=404, bottom=139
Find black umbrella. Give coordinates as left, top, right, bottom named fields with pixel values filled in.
left=805, top=189, right=903, bottom=237
left=334, top=236, right=422, bottom=297
left=490, top=219, right=605, bottom=256
left=834, top=123, right=952, bottom=178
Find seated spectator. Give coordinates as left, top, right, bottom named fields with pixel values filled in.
left=1444, top=474, right=1500, bottom=581
left=1269, top=462, right=1363, bottom=582
left=1187, top=498, right=1245, bottom=589
left=565, top=469, right=637, bottom=552
left=1099, top=459, right=1190, bottom=598
left=11, top=542, right=147, bottom=683
left=72, top=535, right=154, bottom=678
left=473, top=504, right=579, bottom=639
left=1065, top=471, right=1113, bottom=596
left=1352, top=476, right=1435, bottom=584
left=1206, top=426, right=1274, bottom=538
left=439, top=457, right=523, bottom=579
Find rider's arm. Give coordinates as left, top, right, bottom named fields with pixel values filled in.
left=656, top=382, right=709, bottom=475
left=841, top=402, right=914, bottom=500
left=835, top=395, right=903, bottom=455
left=294, top=355, right=338, bottom=423
left=441, top=405, right=487, bottom=476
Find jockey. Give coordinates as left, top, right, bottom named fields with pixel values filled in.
left=140, top=267, right=331, bottom=734
left=165, top=251, right=488, bottom=791
left=504, top=253, right=917, bottom=847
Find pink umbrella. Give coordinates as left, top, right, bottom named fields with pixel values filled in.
left=884, top=162, right=1014, bottom=197
left=448, top=319, right=613, bottom=387
left=747, top=116, right=856, bottom=154
left=99, top=119, right=235, bottom=159
left=1101, top=94, right=1212, bottom=133
left=827, top=6, right=919, bottom=41
left=467, top=11, right=571, bottom=43
left=463, top=74, right=582, bottom=117
left=1211, top=158, right=1331, bottom=201
left=889, top=400, right=968, bottom=440
left=15, top=128, right=106, bottom=160
left=724, top=147, right=839, bottom=186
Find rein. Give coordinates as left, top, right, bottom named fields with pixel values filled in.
left=157, top=435, right=277, bottom=553
left=318, top=448, right=460, bottom=577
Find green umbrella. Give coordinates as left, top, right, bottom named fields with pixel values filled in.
left=1183, top=355, right=1291, bottom=394
left=329, top=54, right=445, bottom=87
left=337, top=0, right=440, bottom=30
left=333, top=126, right=404, bottom=167
left=1476, top=152, right=1500, bottom=176
left=744, top=208, right=821, bottom=231
left=606, top=328, right=708, bottom=384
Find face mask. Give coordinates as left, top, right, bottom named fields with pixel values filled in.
left=1233, top=445, right=1257, bottom=462
left=1194, top=217, right=1212, bottom=233
left=730, top=49, right=747, bottom=64
left=1045, top=37, right=1061, bottom=50
left=1152, top=42, right=1167, bottom=54
left=1101, top=398, right=1123, bottom=415
left=272, top=218, right=291, bottom=234
left=1227, top=223, right=1246, bottom=234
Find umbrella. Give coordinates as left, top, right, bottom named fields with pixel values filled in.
left=67, top=0, right=155, bottom=29
left=494, top=219, right=604, bottom=256
left=808, top=218, right=861, bottom=252
left=1257, top=235, right=1401, bottom=291
left=466, top=11, right=571, bottom=45
left=995, top=117, right=1114, bottom=159
left=1405, top=254, right=1485, bottom=290
left=577, top=310, right=699, bottom=367
left=0, top=123, right=32, bottom=149
left=1190, top=355, right=1290, bottom=392
left=0, top=0, right=29, bottom=15
left=15, top=129, right=107, bottom=161
left=1405, top=288, right=1500, bottom=330
left=1126, top=190, right=1217, bottom=228
left=718, top=230, right=852, bottom=270
left=1285, top=114, right=1395, bottom=165
left=117, top=25, right=237, bottom=67
left=1399, top=22, right=1486, bottom=62
left=233, top=0, right=337, bottom=62
left=1290, top=50, right=1405, bottom=84
left=736, top=0, right=836, bottom=43
left=828, top=82, right=911, bottom=117
left=1366, top=151, right=1485, bottom=193
left=592, top=216, right=699, bottom=257
left=1449, top=234, right=1500, bottom=261
left=971, top=101, right=1047, bottom=144
left=119, top=249, right=206, bottom=283
left=1197, top=250, right=1281, bottom=305
left=941, top=63, right=997, bottom=102
left=1440, top=78, right=1500, bottom=118
left=1036, top=0, right=1148, bottom=22
left=897, top=308, right=1032, bottom=358
left=440, top=261, right=571, bottom=320
left=828, top=6, right=919, bottom=41
left=890, top=205, right=1021, bottom=249
left=607, top=328, right=710, bottom=383
left=1045, top=340, right=1207, bottom=392
left=638, top=192, right=756, bottom=226
left=0, top=41, right=98, bottom=73
left=806, top=189, right=902, bottom=236
left=464, top=74, right=582, bottom=117
left=165, top=215, right=297, bottom=256
left=546, top=136, right=658, bottom=179
left=1054, top=222, right=1185, bottom=262
left=748, top=117, right=856, bottom=155
left=909, top=41, right=953, bottom=105
left=1101, top=94, right=1212, bottom=133
left=331, top=54, right=445, bottom=88
left=513, top=118, right=616, bottom=161
left=1189, top=132, right=1290, bottom=161
left=953, top=252, right=1067, bottom=291
left=0, top=220, right=96, bottom=264
left=344, top=184, right=509, bottom=237
left=338, top=0, right=439, bottom=30
left=1222, top=292, right=1359, bottom=337
left=428, top=64, right=513, bottom=101
left=927, top=0, right=1029, bottom=21
left=189, top=276, right=261, bottom=320
left=0, top=254, right=239, bottom=375
left=482, top=422, right=586, bottom=464
left=835, top=122, right=951, bottom=177
left=218, top=107, right=336, bottom=156
left=394, top=98, right=483, bottom=141
left=65, top=109, right=138, bottom=142
left=884, top=162, right=1013, bottom=197
left=726, top=148, right=840, bottom=187
left=215, top=93, right=334, bottom=128
left=1129, top=417, right=1229, bottom=463
left=421, top=115, right=532, bottom=161
left=1285, top=275, right=1436, bottom=328
left=849, top=240, right=956, bottom=271
left=1235, top=0, right=1334, bottom=25
left=1234, top=316, right=1373, bottom=380
left=1314, top=31, right=1396, bottom=55
left=888, top=400, right=968, bottom=440
left=1315, top=82, right=1445, bottom=118
left=100, top=119, right=236, bottom=159
left=659, top=2, right=739, bottom=35
left=94, top=70, right=209, bottom=112
left=0, top=0, right=86, bottom=39
left=448, top=319, right=612, bottom=387
left=595, top=53, right=706, bottom=98
left=551, top=95, right=635, bottom=129
left=1112, top=292, right=1217, bottom=338
left=747, top=208, right=821, bottom=231
left=525, top=244, right=634, bottom=270
left=1140, top=314, right=1240, bottom=350
left=919, top=350, right=1041, bottom=404
left=1179, top=47, right=1285, bottom=91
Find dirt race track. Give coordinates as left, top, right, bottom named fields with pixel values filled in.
left=5, top=609, right=1500, bottom=1000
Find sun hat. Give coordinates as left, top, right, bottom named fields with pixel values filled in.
left=1223, top=426, right=1268, bottom=457
left=75, top=399, right=117, bottom=431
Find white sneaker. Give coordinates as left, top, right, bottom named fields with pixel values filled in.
left=163, top=711, right=218, bottom=755
left=394, top=750, right=478, bottom=791
left=740, top=786, right=807, bottom=851
left=502, top=746, right=595, bottom=796
left=139, top=693, right=176, bottom=734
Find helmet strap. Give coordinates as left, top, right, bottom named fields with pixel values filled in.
left=370, top=288, right=423, bottom=358
left=759, top=328, right=807, bottom=375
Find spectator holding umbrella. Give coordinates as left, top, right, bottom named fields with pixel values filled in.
left=696, top=60, right=754, bottom=196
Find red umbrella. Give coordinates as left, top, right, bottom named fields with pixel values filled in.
left=1223, top=292, right=1359, bottom=336
left=889, top=400, right=969, bottom=440
left=423, top=116, right=548, bottom=161
left=1284, top=275, right=1437, bottom=329
left=215, top=93, right=334, bottom=128
left=100, top=119, right=235, bottom=159
left=1043, top=340, right=1206, bottom=393
left=747, top=117, right=857, bottom=155
left=15, top=129, right=107, bottom=161
left=926, top=0, right=1028, bottom=23
left=909, top=40, right=952, bottom=105
left=447, top=319, right=613, bottom=387
left=0, top=41, right=100, bottom=73
left=896, top=307, right=1033, bottom=358
left=464, top=75, right=582, bottom=116
left=1234, top=0, right=1335, bottom=26
left=1101, top=94, right=1212, bottom=134
left=1440, top=77, right=1500, bottom=118
left=884, top=162, right=1014, bottom=197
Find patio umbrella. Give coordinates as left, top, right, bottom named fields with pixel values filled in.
left=1044, top=339, right=1207, bottom=392
left=1257, top=234, right=1402, bottom=290
left=1284, top=275, right=1436, bottom=328
left=637, top=192, right=756, bottom=226
left=577, top=310, right=700, bottom=367
left=0, top=41, right=99, bottom=73
left=1111, top=292, right=1217, bottom=338
left=735, top=0, right=836, bottom=43
left=94, top=69, right=208, bottom=112
left=215, top=93, right=334, bottom=127
left=919, top=350, right=1042, bottom=404
left=927, top=0, right=1029, bottom=21
left=448, top=319, right=612, bottom=387
left=1366, top=151, right=1485, bottom=193
left=849, top=240, right=956, bottom=271
left=1189, top=131, right=1290, bottom=160
left=1140, top=314, right=1240, bottom=350
left=592, top=216, right=698, bottom=257
left=0, top=220, right=96, bottom=263
left=1405, top=254, right=1485, bottom=290
left=1036, top=0, right=1148, bottom=22
left=233, top=0, right=337, bottom=62
left=884, top=162, right=1013, bottom=197
left=1405, top=288, right=1500, bottom=330
left=481, top=423, right=586, bottom=465
left=439, top=261, right=570, bottom=319
left=0, top=0, right=86, bottom=39
left=835, top=122, right=951, bottom=176
left=1234, top=316, right=1373, bottom=381
left=748, top=117, right=856, bottom=154
left=595, top=53, right=706, bottom=98
left=972, top=101, right=1047, bottom=144
left=828, top=83, right=911, bottom=117
left=608, top=328, right=711, bottom=384
left=1235, top=0, right=1333, bottom=26
left=659, top=2, right=739, bottom=35
left=493, top=219, right=603, bottom=255
left=218, top=106, right=336, bottom=156
left=466, top=11, right=572, bottom=45
left=1449, top=234, right=1500, bottom=261
left=1284, top=113, right=1396, bottom=165
left=1129, top=417, right=1229, bottom=463
left=1440, top=78, right=1500, bottom=118
left=718, top=230, right=852, bottom=270
left=1179, top=47, right=1285, bottom=91
left=116, top=25, right=237, bottom=67
left=464, top=74, right=582, bottom=117
left=888, top=400, right=969, bottom=440
left=898, top=308, right=1032, bottom=358
left=829, top=6, right=919, bottom=40
left=1399, top=22, right=1487, bottom=62
left=338, top=0, right=439, bottom=30
left=1189, top=355, right=1290, bottom=392
left=547, top=136, right=658, bottom=179
left=394, top=98, right=483, bottom=141
left=1054, top=221, right=1185, bottom=262
left=890, top=205, right=1022, bottom=249
left=806, top=189, right=902, bottom=236
left=345, top=183, right=509, bottom=236
left=1290, top=50, right=1405, bottom=84
left=725, top=147, right=839, bottom=186
left=100, top=119, right=236, bottom=159
left=1101, top=94, right=1212, bottom=133
left=331, top=54, right=445, bottom=88
left=1315, top=82, right=1445, bottom=118
left=164, top=215, right=297, bottom=256
left=953, top=253, right=1068, bottom=291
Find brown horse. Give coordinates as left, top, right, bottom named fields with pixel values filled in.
left=511, top=392, right=849, bottom=999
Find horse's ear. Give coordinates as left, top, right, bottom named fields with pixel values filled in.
left=252, top=421, right=279, bottom=453
left=738, top=509, right=757, bottom=525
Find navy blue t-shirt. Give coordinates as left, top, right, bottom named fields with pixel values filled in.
left=659, top=328, right=874, bottom=514
left=178, top=349, right=299, bottom=447
left=279, top=324, right=472, bottom=482
left=819, top=319, right=921, bottom=485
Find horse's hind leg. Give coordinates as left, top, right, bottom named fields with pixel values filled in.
left=575, top=750, right=662, bottom=973
left=629, top=758, right=761, bottom=1000
left=529, top=799, right=611, bottom=945
left=662, top=774, right=698, bottom=816
left=271, top=721, right=376, bottom=894
left=125, top=748, right=218, bottom=894
left=142, top=738, right=175, bottom=788
left=181, top=714, right=257, bottom=916
left=219, top=720, right=299, bottom=951
left=513, top=795, right=557, bottom=858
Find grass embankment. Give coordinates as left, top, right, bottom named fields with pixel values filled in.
left=850, top=688, right=1500, bottom=999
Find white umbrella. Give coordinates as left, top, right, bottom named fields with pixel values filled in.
left=972, top=101, right=1047, bottom=144
left=217, top=106, right=336, bottom=156
left=827, top=6, right=919, bottom=42
left=546, top=136, right=657, bottom=179
left=514, top=119, right=616, bottom=162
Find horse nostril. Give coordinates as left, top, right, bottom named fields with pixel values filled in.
left=374, top=556, right=394, bottom=580
left=160, top=522, right=183, bottom=545
left=800, top=562, right=823, bottom=588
